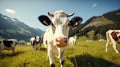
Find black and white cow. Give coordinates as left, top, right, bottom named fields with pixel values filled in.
left=0, top=39, right=17, bottom=54
left=30, top=36, right=41, bottom=50
left=38, top=10, right=82, bottom=67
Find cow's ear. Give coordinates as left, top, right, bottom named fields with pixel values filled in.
left=38, top=15, right=51, bottom=26
left=70, top=16, right=83, bottom=27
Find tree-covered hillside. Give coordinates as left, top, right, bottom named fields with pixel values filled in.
left=71, top=9, right=120, bottom=40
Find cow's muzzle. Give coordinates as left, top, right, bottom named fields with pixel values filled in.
left=56, top=37, right=68, bottom=47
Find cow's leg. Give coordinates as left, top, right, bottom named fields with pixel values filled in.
left=57, top=47, right=66, bottom=67
left=105, top=42, right=109, bottom=52
left=0, top=47, right=2, bottom=54
left=0, top=49, right=2, bottom=54
left=39, top=43, right=41, bottom=49
left=0, top=44, right=4, bottom=54
left=72, top=41, right=74, bottom=45
left=112, top=42, right=119, bottom=53
left=36, top=44, right=39, bottom=50
left=33, top=45, right=36, bottom=50
left=74, top=40, right=76, bottom=45
left=12, top=47, right=15, bottom=54
left=106, top=32, right=109, bottom=52
left=48, top=45, right=55, bottom=67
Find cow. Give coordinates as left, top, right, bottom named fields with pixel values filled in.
left=68, top=36, right=77, bottom=46
left=30, top=36, right=41, bottom=50
left=38, top=10, right=82, bottom=67
left=0, top=39, right=17, bottom=54
left=105, top=30, right=120, bottom=53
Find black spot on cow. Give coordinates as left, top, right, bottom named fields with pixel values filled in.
left=51, top=63, right=55, bottom=67
left=111, top=31, right=118, bottom=41
left=38, top=15, right=51, bottom=26
left=32, top=40, right=36, bottom=46
left=32, top=39, right=41, bottom=46
left=70, top=16, right=83, bottom=27
left=3, top=40, right=13, bottom=47
left=0, top=41, right=1, bottom=44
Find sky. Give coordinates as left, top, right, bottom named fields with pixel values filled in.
left=0, top=0, right=120, bottom=31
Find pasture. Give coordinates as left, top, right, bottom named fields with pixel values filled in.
left=0, top=37, right=120, bottom=67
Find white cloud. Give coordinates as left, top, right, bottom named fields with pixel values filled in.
left=92, top=3, right=97, bottom=7
left=5, top=9, right=16, bottom=14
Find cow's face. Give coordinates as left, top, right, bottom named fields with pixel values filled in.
left=35, top=36, right=40, bottom=42
left=38, top=10, right=82, bottom=47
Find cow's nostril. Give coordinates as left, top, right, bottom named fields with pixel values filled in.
left=64, top=38, right=67, bottom=43
left=56, top=38, right=61, bottom=45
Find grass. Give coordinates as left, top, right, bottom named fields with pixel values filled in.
left=0, top=38, right=120, bottom=67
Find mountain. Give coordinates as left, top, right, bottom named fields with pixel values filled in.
left=82, top=9, right=120, bottom=30
left=70, top=9, right=120, bottom=40
left=81, top=16, right=113, bottom=30
left=0, top=13, right=43, bottom=41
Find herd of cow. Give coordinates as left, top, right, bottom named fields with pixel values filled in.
left=0, top=10, right=120, bottom=67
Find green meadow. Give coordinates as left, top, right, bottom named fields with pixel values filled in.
left=0, top=37, right=120, bottom=67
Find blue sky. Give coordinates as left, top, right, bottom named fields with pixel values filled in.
left=0, top=0, right=120, bottom=31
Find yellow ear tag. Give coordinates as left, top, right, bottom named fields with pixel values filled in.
left=73, top=22, right=78, bottom=26
left=43, top=20, right=48, bottom=25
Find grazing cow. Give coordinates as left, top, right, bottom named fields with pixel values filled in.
left=38, top=10, right=82, bottom=67
left=106, top=30, right=120, bottom=53
left=68, top=36, right=77, bottom=46
left=0, top=39, right=17, bottom=54
left=30, top=36, right=41, bottom=50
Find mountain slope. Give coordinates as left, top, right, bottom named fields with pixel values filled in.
left=0, top=13, right=43, bottom=41
left=83, top=9, right=120, bottom=30
left=70, top=9, right=120, bottom=40
left=81, top=16, right=113, bottom=30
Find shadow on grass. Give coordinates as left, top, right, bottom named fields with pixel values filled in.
left=0, top=51, right=25, bottom=59
left=39, top=47, right=47, bottom=51
left=70, top=53, right=120, bottom=67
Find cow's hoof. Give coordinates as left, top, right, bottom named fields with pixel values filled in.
left=116, top=51, right=119, bottom=53
left=61, top=60, right=64, bottom=65
left=51, top=63, right=55, bottom=67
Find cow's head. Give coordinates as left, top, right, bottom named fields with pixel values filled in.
left=35, top=36, right=40, bottom=42
left=38, top=10, right=82, bottom=47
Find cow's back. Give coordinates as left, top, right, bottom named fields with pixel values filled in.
left=3, top=40, right=13, bottom=47
left=106, top=30, right=120, bottom=42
